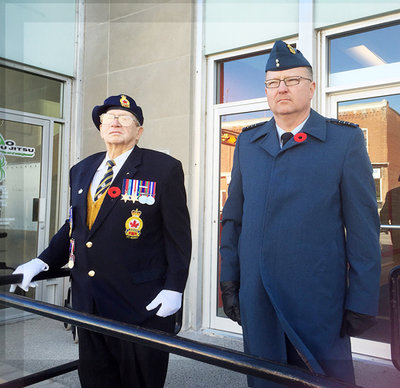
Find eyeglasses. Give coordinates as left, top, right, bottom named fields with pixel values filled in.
left=100, top=113, right=139, bottom=127
left=264, top=76, right=312, bottom=89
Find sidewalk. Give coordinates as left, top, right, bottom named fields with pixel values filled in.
left=1, top=315, right=399, bottom=387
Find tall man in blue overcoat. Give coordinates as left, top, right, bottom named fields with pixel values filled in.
left=220, top=40, right=381, bottom=387
left=11, top=94, right=192, bottom=387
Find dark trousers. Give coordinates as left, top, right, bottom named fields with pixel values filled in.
left=77, top=314, right=175, bottom=388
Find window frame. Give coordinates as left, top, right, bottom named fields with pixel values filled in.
left=321, top=16, right=400, bottom=360
left=319, top=13, right=400, bottom=115
left=0, top=60, right=72, bottom=310
left=204, top=40, right=297, bottom=333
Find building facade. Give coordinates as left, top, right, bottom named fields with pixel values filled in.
left=1, top=0, right=400, bottom=373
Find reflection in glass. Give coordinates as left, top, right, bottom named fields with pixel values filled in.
left=217, top=110, right=273, bottom=318
left=0, top=119, right=42, bottom=302
left=0, top=66, right=63, bottom=118
left=338, top=93, right=400, bottom=344
left=217, top=51, right=270, bottom=104
left=329, top=23, right=400, bottom=86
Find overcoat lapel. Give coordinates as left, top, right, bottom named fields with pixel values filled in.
left=88, top=146, right=142, bottom=237
left=75, top=153, right=105, bottom=230
left=282, top=109, right=327, bottom=152
left=251, top=110, right=327, bottom=156
left=249, top=119, right=280, bottom=158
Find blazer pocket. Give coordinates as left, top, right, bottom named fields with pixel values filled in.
left=131, top=265, right=167, bottom=284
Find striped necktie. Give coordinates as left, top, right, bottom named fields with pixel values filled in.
left=94, top=160, right=115, bottom=201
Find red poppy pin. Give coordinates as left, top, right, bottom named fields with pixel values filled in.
left=294, top=132, right=307, bottom=143
left=108, top=186, right=121, bottom=198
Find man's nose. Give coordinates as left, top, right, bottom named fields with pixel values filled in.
left=277, top=80, right=288, bottom=91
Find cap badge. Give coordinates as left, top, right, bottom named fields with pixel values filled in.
left=287, top=44, right=296, bottom=54
left=120, top=95, right=130, bottom=108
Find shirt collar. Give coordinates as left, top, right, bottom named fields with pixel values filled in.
left=276, top=114, right=310, bottom=147
left=98, top=146, right=135, bottom=171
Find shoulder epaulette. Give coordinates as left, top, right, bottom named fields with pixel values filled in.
left=327, top=118, right=359, bottom=128
left=242, top=120, right=268, bottom=132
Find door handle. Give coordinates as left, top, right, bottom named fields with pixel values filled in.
left=32, top=198, right=46, bottom=222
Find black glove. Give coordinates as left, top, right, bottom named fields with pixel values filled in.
left=220, top=281, right=241, bottom=326
left=340, top=310, right=377, bottom=338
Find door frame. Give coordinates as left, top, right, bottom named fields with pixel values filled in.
left=329, top=88, right=400, bottom=360
left=0, top=109, right=65, bottom=320
left=204, top=98, right=270, bottom=333
left=0, top=110, right=52, bottom=252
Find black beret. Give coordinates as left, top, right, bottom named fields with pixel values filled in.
left=265, top=40, right=311, bottom=72
left=92, top=94, right=144, bottom=130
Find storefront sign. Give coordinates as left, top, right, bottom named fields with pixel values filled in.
left=0, top=154, right=6, bottom=183
left=0, top=133, right=35, bottom=157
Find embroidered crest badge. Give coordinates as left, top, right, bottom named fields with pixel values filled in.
left=120, top=95, right=130, bottom=108
left=125, top=209, right=143, bottom=239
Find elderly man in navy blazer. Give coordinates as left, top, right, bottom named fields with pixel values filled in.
left=220, top=40, right=380, bottom=387
left=11, top=94, right=192, bottom=387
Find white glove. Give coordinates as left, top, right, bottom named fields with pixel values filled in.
left=146, top=289, right=182, bottom=318
left=9, top=258, right=49, bottom=292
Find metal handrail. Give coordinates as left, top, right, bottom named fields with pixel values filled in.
left=0, top=361, right=79, bottom=388
left=0, top=290, right=357, bottom=388
left=0, top=268, right=70, bottom=286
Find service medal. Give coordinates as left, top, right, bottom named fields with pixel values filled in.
left=68, top=206, right=73, bottom=237
left=68, top=238, right=75, bottom=268
left=125, top=209, right=143, bottom=239
left=121, top=179, right=156, bottom=205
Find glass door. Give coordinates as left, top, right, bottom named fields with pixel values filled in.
left=330, top=87, right=400, bottom=360
left=208, top=101, right=273, bottom=332
left=0, top=111, right=51, bottom=320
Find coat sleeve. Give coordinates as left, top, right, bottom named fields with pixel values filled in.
left=161, top=161, right=192, bottom=292
left=220, top=135, right=243, bottom=283
left=340, top=128, right=381, bottom=316
left=379, top=191, right=391, bottom=225
left=38, top=220, right=70, bottom=269
left=38, top=166, right=76, bottom=269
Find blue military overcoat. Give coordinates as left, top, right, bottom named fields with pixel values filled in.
left=220, top=109, right=381, bottom=385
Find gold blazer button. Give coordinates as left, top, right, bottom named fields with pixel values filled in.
left=86, top=241, right=93, bottom=248
left=88, top=270, right=95, bottom=277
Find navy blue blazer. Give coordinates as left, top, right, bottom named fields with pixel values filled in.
left=39, top=146, right=191, bottom=325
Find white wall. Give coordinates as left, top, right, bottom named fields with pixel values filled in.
left=204, top=0, right=400, bottom=55
left=315, top=0, right=400, bottom=29
left=204, top=0, right=299, bottom=55
left=1, top=0, right=76, bottom=76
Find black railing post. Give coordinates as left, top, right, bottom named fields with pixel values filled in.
left=389, top=265, right=400, bottom=371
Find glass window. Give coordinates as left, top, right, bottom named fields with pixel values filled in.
left=217, top=109, right=273, bottom=318
left=338, top=93, right=400, bottom=344
left=329, top=23, right=400, bottom=87
left=0, top=66, right=63, bottom=118
left=217, top=51, right=270, bottom=104
left=0, top=119, right=43, bottom=301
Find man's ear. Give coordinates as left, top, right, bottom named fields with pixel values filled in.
left=136, top=126, right=144, bottom=144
